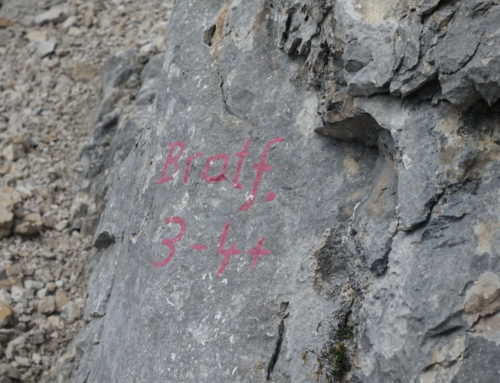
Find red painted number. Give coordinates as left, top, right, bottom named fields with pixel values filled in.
left=216, top=222, right=242, bottom=277
left=152, top=216, right=186, bottom=268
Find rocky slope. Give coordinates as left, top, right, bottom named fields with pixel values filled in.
left=57, top=0, right=500, bottom=382
left=0, top=0, right=172, bottom=382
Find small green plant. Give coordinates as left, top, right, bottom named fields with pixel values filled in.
left=336, top=325, right=354, bottom=341
left=304, top=321, right=355, bottom=382
left=321, top=341, right=349, bottom=378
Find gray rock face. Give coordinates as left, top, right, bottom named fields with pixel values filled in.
left=335, top=0, right=500, bottom=108
left=75, top=0, right=500, bottom=382
left=75, top=3, right=376, bottom=381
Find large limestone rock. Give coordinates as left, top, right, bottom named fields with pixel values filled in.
left=75, top=0, right=500, bottom=382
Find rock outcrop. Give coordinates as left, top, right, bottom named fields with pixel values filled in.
left=75, top=0, right=500, bottom=382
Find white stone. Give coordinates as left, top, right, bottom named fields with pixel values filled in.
left=34, top=7, right=70, bottom=25
left=10, top=286, right=25, bottom=303
left=37, top=39, right=57, bottom=58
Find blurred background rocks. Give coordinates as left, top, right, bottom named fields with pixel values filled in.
left=0, top=0, right=172, bottom=381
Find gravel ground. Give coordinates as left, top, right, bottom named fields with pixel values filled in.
left=0, top=0, right=172, bottom=381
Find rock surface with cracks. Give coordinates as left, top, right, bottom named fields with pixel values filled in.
left=75, top=0, right=500, bottom=382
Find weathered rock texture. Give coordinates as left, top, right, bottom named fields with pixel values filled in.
left=75, top=0, right=500, bottom=382
left=0, top=0, right=172, bottom=382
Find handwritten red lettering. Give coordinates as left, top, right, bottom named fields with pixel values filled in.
left=152, top=216, right=274, bottom=276
left=264, top=192, right=276, bottom=202
left=153, top=136, right=285, bottom=277
left=191, top=244, right=208, bottom=251
left=216, top=222, right=242, bottom=277
left=201, top=154, right=231, bottom=183
left=232, top=138, right=251, bottom=189
left=239, top=137, right=285, bottom=211
left=152, top=216, right=186, bottom=268
left=156, top=142, right=186, bottom=184
left=248, top=237, right=272, bottom=270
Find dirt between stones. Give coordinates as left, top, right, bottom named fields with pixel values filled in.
left=0, top=0, right=172, bottom=381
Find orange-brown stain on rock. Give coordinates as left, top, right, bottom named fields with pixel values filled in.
left=210, top=1, right=230, bottom=60
left=252, top=3, right=270, bottom=34
left=438, top=145, right=462, bottom=166
left=342, top=190, right=366, bottom=217
left=474, top=221, right=499, bottom=254
left=363, top=157, right=395, bottom=217
left=343, top=157, right=360, bottom=176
